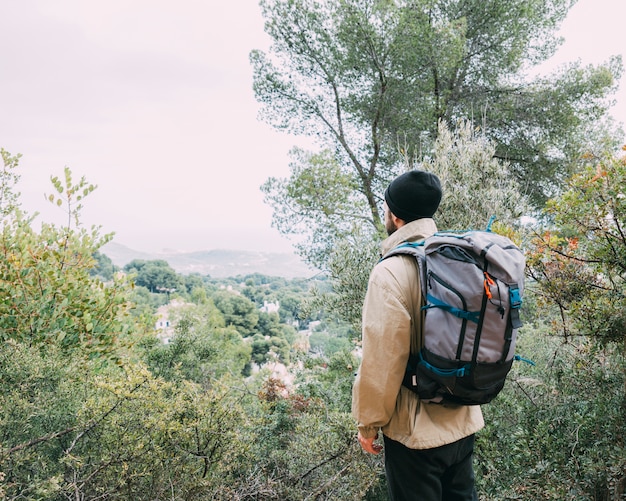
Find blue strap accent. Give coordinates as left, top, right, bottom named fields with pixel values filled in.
left=379, top=241, right=425, bottom=263
left=395, top=241, right=425, bottom=250
left=514, top=355, right=536, bottom=366
left=509, top=284, right=522, bottom=309
left=419, top=352, right=470, bottom=377
left=509, top=284, right=523, bottom=329
left=424, top=294, right=481, bottom=323
left=486, top=215, right=496, bottom=232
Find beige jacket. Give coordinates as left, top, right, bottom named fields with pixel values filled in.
left=352, top=218, right=484, bottom=449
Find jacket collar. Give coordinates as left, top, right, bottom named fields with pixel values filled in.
left=380, top=218, right=438, bottom=255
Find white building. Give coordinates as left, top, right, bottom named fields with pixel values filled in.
left=260, top=301, right=280, bottom=314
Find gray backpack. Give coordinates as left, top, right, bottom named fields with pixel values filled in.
left=382, top=229, right=526, bottom=405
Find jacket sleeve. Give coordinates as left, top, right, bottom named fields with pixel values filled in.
left=352, top=262, right=413, bottom=438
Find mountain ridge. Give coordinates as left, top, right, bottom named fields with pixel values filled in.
left=102, top=242, right=315, bottom=279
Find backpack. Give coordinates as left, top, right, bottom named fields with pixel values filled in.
left=381, top=227, right=526, bottom=405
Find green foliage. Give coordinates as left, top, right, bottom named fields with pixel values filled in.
left=485, top=150, right=626, bottom=499
left=0, top=148, right=21, bottom=217
left=476, top=328, right=626, bottom=500
left=0, top=160, right=133, bottom=357
left=90, top=250, right=118, bottom=280
left=250, top=331, right=292, bottom=365
left=0, top=338, right=382, bottom=500
left=0, top=149, right=388, bottom=500
left=309, top=330, right=352, bottom=357
left=126, top=285, right=166, bottom=329
left=46, top=166, right=97, bottom=229
left=262, top=148, right=372, bottom=268
left=142, top=302, right=252, bottom=385
left=309, top=319, right=356, bottom=357
left=302, top=229, right=380, bottom=327
left=0, top=341, right=87, bottom=498
left=212, top=290, right=260, bottom=337
left=8, top=145, right=626, bottom=499
left=0, top=344, right=252, bottom=499
left=255, top=0, right=621, bottom=332
left=276, top=291, right=302, bottom=324
left=123, top=259, right=183, bottom=294
left=182, top=272, right=206, bottom=294
left=298, top=350, right=360, bottom=413
left=253, top=0, right=621, bottom=231
left=250, top=333, right=271, bottom=365
left=242, top=376, right=382, bottom=500
left=424, top=121, right=530, bottom=230
left=528, top=149, right=626, bottom=345
left=259, top=311, right=295, bottom=340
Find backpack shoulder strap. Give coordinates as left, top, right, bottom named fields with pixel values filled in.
left=380, top=240, right=427, bottom=299
left=380, top=240, right=428, bottom=355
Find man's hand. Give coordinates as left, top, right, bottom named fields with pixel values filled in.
left=357, top=431, right=383, bottom=455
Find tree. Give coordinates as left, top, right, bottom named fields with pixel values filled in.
left=476, top=328, right=626, bottom=500
left=142, top=302, right=252, bottom=385
left=309, top=329, right=352, bottom=357
left=426, top=121, right=529, bottom=230
left=301, top=122, right=530, bottom=326
left=123, top=259, right=182, bottom=294
left=0, top=162, right=134, bottom=356
left=513, top=147, right=626, bottom=499
left=0, top=345, right=254, bottom=500
left=91, top=250, right=118, bottom=280
left=253, top=0, right=621, bottom=267
left=212, top=291, right=260, bottom=337
left=182, top=273, right=206, bottom=294
left=527, top=148, right=626, bottom=346
left=276, top=291, right=302, bottom=324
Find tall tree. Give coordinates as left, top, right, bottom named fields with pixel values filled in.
left=253, top=0, right=621, bottom=267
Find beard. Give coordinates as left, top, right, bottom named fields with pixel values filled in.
left=385, top=213, right=398, bottom=236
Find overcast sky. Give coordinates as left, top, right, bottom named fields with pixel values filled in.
left=1, top=0, right=625, bottom=254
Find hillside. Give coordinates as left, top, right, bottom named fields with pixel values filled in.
left=101, top=241, right=316, bottom=279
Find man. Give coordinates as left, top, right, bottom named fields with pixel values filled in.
left=352, top=170, right=484, bottom=501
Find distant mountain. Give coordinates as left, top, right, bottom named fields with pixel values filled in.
left=101, top=242, right=316, bottom=279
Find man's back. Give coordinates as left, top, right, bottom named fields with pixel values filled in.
left=352, top=218, right=484, bottom=450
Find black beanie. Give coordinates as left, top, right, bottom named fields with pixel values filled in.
left=384, top=170, right=442, bottom=222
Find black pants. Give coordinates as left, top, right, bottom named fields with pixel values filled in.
left=383, top=434, right=478, bottom=501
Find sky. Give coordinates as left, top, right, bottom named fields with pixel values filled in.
left=1, top=0, right=625, bottom=254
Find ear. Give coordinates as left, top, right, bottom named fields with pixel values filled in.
left=391, top=212, right=406, bottom=229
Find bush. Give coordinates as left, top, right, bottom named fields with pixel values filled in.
left=476, top=326, right=626, bottom=500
